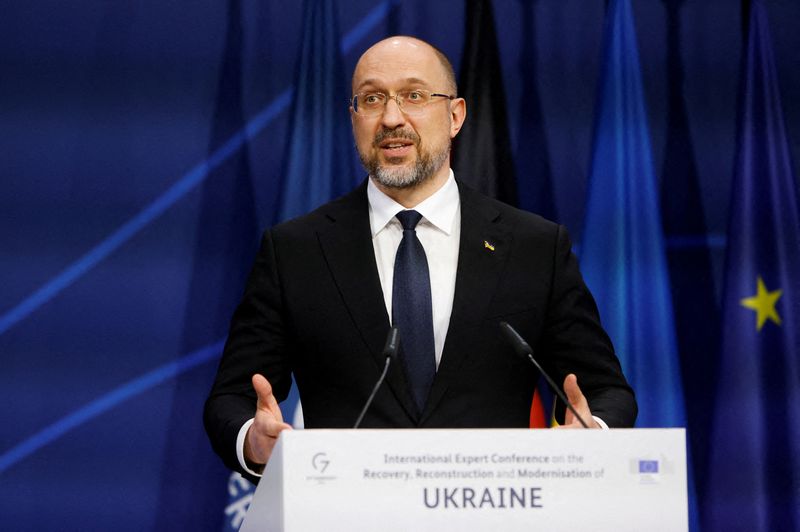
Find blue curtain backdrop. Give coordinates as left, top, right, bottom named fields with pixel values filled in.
left=155, top=0, right=260, bottom=528
left=1, top=1, right=799, bottom=530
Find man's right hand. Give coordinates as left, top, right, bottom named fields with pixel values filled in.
left=243, top=374, right=293, bottom=468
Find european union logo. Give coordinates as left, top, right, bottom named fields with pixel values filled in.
left=639, top=460, right=659, bottom=474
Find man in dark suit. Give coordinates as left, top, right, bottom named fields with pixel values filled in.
left=204, top=36, right=636, bottom=479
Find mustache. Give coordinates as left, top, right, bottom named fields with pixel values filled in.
left=373, top=128, right=420, bottom=146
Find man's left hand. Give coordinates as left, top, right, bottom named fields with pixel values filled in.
left=554, top=373, right=601, bottom=429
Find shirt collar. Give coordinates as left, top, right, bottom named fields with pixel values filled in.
left=367, top=169, right=460, bottom=237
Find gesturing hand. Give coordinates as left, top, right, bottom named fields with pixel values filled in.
left=554, top=374, right=600, bottom=429
left=243, top=374, right=293, bottom=467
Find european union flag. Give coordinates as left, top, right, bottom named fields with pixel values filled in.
left=706, top=2, right=800, bottom=530
left=639, top=460, right=659, bottom=474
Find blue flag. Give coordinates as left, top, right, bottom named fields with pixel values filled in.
left=706, top=1, right=800, bottom=530
left=579, top=0, right=697, bottom=527
left=581, top=0, right=687, bottom=429
left=276, top=0, right=359, bottom=223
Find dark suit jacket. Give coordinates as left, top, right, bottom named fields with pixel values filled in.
left=204, top=180, right=636, bottom=476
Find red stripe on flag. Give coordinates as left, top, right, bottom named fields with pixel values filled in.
left=529, top=388, right=547, bottom=428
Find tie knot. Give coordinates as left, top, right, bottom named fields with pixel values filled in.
left=396, top=210, right=423, bottom=231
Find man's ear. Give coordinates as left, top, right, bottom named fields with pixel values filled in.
left=449, top=98, right=466, bottom=138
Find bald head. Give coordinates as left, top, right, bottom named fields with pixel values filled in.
left=352, top=36, right=457, bottom=96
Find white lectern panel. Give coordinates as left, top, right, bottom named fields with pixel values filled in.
left=240, top=428, right=686, bottom=532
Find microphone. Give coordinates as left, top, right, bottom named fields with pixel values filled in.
left=499, top=321, right=590, bottom=428
left=354, top=327, right=399, bottom=429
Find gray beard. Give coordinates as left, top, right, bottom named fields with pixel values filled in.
left=361, top=141, right=450, bottom=189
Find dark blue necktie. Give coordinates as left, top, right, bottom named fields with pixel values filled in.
left=392, top=210, right=436, bottom=414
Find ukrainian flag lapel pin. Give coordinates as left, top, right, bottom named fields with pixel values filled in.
left=484, top=240, right=495, bottom=252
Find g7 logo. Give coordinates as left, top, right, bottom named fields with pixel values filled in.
left=312, top=452, right=330, bottom=474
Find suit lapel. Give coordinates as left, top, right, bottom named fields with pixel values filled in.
left=315, top=183, right=420, bottom=422
left=422, top=184, right=513, bottom=422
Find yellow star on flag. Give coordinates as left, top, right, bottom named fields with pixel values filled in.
left=740, top=276, right=783, bottom=331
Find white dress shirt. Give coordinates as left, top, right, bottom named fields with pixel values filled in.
left=367, top=169, right=460, bottom=367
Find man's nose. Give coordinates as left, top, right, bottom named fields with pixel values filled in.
left=380, top=96, right=406, bottom=129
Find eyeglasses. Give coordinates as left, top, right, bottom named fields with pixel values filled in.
left=351, top=89, right=455, bottom=117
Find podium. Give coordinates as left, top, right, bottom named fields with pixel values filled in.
left=240, top=428, right=687, bottom=532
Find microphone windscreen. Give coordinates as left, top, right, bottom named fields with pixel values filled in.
left=382, top=327, right=399, bottom=359
left=499, top=321, right=533, bottom=359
